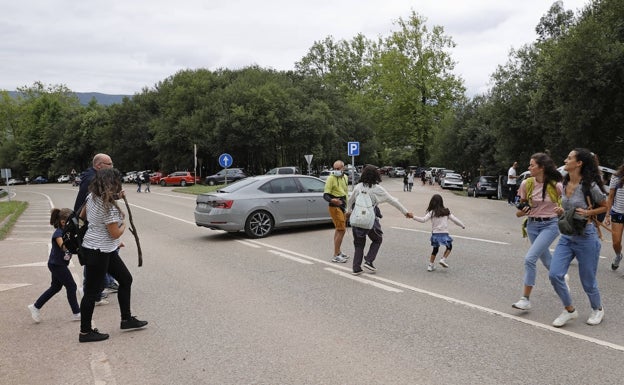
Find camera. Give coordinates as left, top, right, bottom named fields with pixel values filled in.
left=516, top=201, right=530, bottom=211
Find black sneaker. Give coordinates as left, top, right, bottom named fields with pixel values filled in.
left=120, top=316, right=148, bottom=330
left=363, top=261, right=377, bottom=272
left=106, top=282, right=119, bottom=293
left=352, top=269, right=363, bottom=276
left=79, top=329, right=109, bottom=343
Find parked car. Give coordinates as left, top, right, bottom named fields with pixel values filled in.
left=122, top=171, right=138, bottom=183
left=440, top=172, right=464, bottom=190
left=467, top=176, right=499, bottom=198
left=149, top=172, right=164, bottom=184
left=195, top=175, right=332, bottom=238
left=205, top=168, right=248, bottom=186
left=266, top=166, right=300, bottom=175
left=319, top=170, right=331, bottom=181
left=33, top=176, right=48, bottom=184
left=57, top=175, right=70, bottom=183
left=389, top=167, right=406, bottom=178
left=5, top=178, right=25, bottom=186
left=160, top=171, right=197, bottom=187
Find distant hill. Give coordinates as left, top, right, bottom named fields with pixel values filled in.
left=7, top=91, right=130, bottom=106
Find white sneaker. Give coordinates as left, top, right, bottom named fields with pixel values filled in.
left=512, top=297, right=531, bottom=310
left=72, top=313, right=81, bottom=321
left=427, top=263, right=436, bottom=272
left=552, top=309, right=578, bottom=327
left=95, top=299, right=109, bottom=306
left=28, top=304, right=41, bottom=323
left=439, top=258, right=449, bottom=268
left=586, top=307, right=604, bottom=325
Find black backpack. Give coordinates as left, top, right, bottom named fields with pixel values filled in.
left=62, top=209, right=89, bottom=265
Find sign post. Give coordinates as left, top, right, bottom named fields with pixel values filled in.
left=1, top=168, right=12, bottom=201
left=304, top=154, right=313, bottom=175
left=347, top=142, right=359, bottom=187
left=218, top=153, right=233, bottom=185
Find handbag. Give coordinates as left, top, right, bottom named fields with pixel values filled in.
left=558, top=208, right=587, bottom=236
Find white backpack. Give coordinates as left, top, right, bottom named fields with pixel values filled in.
left=350, top=186, right=376, bottom=229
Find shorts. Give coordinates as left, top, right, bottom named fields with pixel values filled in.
left=329, top=206, right=346, bottom=231
left=430, top=233, right=453, bottom=248
left=611, top=210, right=624, bottom=224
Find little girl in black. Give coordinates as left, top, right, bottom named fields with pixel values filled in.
left=28, top=208, right=80, bottom=323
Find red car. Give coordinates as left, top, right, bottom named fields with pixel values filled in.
left=149, top=172, right=163, bottom=184
left=159, top=171, right=197, bottom=187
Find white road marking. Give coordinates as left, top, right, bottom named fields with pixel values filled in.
left=235, top=240, right=262, bottom=248
left=90, top=352, right=117, bottom=385
left=268, top=249, right=314, bottom=264
left=325, top=267, right=403, bottom=292
left=127, top=203, right=196, bottom=225
left=0, top=283, right=31, bottom=292
left=393, top=226, right=510, bottom=245
left=1, top=261, right=48, bottom=268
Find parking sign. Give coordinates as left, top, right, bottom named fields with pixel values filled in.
left=348, top=142, right=360, bottom=156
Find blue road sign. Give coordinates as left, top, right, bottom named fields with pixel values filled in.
left=218, top=153, right=233, bottom=168
left=348, top=142, right=360, bottom=156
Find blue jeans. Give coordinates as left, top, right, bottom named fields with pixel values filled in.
left=549, top=223, right=602, bottom=309
left=523, top=219, right=559, bottom=287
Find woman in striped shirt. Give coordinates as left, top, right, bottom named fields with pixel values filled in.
left=78, top=168, right=147, bottom=343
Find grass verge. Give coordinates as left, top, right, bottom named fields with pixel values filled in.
left=0, top=201, right=28, bottom=240
left=172, top=184, right=224, bottom=195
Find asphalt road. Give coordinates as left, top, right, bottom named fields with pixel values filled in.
left=2, top=179, right=623, bottom=385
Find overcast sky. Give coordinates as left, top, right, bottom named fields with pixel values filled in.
left=1, top=0, right=589, bottom=96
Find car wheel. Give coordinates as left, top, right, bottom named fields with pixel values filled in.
left=160, top=180, right=166, bottom=187
left=244, top=210, right=274, bottom=238
left=181, top=180, right=187, bottom=187
left=207, top=179, right=215, bottom=186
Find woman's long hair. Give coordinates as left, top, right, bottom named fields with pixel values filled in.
left=359, top=165, right=381, bottom=188
left=531, top=152, right=562, bottom=199
left=89, top=168, right=123, bottom=213
left=564, top=148, right=606, bottom=194
left=426, top=194, right=450, bottom=218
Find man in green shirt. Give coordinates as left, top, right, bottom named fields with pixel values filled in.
left=323, top=160, right=350, bottom=263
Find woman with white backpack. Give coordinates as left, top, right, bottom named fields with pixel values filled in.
left=346, top=165, right=413, bottom=275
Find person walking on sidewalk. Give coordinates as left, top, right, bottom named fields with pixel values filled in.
left=413, top=194, right=465, bottom=271
left=324, top=160, right=350, bottom=263
left=78, top=168, right=147, bottom=342
left=346, top=165, right=413, bottom=275
left=507, top=161, right=519, bottom=205
left=28, top=208, right=81, bottom=323
left=511, top=153, right=563, bottom=311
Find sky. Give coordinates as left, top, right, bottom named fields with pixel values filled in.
left=1, top=0, right=590, bottom=97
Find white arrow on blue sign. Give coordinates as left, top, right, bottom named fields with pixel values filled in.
left=347, top=142, right=360, bottom=156
left=218, top=153, right=233, bottom=168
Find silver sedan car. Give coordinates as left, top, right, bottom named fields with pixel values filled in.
left=440, top=172, right=465, bottom=190
left=194, top=175, right=332, bottom=238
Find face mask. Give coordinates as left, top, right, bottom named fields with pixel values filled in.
left=332, top=170, right=343, bottom=177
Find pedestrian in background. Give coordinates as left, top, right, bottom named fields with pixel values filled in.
left=346, top=165, right=413, bottom=275
left=605, top=161, right=624, bottom=270
left=28, top=208, right=81, bottom=323
left=413, top=194, right=465, bottom=271
left=548, top=148, right=607, bottom=327
left=507, top=161, right=519, bottom=205
left=143, top=171, right=151, bottom=193
left=511, top=153, right=563, bottom=311
left=407, top=170, right=414, bottom=192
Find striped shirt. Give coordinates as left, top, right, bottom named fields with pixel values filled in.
left=609, top=175, right=624, bottom=214
left=82, top=193, right=124, bottom=253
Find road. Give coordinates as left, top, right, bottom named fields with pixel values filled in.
left=1, top=179, right=623, bottom=384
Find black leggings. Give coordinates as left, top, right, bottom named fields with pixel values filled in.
left=80, top=248, right=133, bottom=333
left=432, top=245, right=452, bottom=256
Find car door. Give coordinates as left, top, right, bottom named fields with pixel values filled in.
left=296, top=177, right=330, bottom=222
left=263, top=177, right=306, bottom=225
